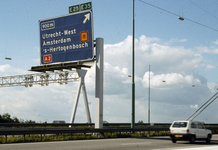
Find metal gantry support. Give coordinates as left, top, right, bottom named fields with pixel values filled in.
left=0, top=69, right=93, bottom=124
left=0, top=70, right=79, bottom=87
left=70, top=69, right=92, bottom=124
left=95, top=38, right=104, bottom=129
left=0, top=37, right=104, bottom=127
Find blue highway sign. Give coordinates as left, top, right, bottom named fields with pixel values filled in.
left=39, top=10, right=93, bottom=65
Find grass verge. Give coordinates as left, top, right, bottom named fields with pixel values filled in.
left=0, top=131, right=169, bottom=144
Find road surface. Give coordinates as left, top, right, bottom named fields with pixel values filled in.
left=1, top=135, right=218, bottom=150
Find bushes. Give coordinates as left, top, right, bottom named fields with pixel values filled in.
left=0, top=134, right=102, bottom=144
left=0, top=113, right=37, bottom=124
left=0, top=131, right=170, bottom=144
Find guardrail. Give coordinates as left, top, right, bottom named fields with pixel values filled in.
left=1, top=123, right=218, bottom=143
left=1, top=123, right=218, bottom=127
left=0, top=123, right=171, bottom=127
left=0, top=126, right=169, bottom=143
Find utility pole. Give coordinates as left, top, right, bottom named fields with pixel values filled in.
left=148, top=65, right=150, bottom=124
left=131, top=0, right=135, bottom=129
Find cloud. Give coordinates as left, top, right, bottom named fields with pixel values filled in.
left=196, top=46, right=218, bottom=54
left=190, top=104, right=198, bottom=109
left=213, top=40, right=218, bottom=45
left=195, top=40, right=218, bottom=54
left=206, top=64, right=216, bottom=70
left=32, top=58, right=40, bottom=63
left=105, top=35, right=203, bottom=77
left=169, top=38, right=187, bottom=43
left=0, top=35, right=217, bottom=123
left=142, top=72, right=201, bottom=89
left=207, top=83, right=218, bottom=93
left=0, top=64, right=30, bottom=77
left=102, top=35, right=213, bottom=122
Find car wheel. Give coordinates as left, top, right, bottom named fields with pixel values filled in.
left=172, top=138, right=177, bottom=143
left=206, top=135, right=211, bottom=143
left=189, top=136, right=195, bottom=144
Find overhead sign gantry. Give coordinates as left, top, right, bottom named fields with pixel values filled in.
left=1, top=2, right=104, bottom=129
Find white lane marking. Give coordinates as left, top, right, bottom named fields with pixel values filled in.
left=153, top=146, right=218, bottom=150
left=174, top=146, right=218, bottom=150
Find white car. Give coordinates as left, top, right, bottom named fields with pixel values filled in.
left=169, top=121, right=212, bottom=143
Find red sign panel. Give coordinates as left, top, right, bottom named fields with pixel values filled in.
left=44, top=55, right=52, bottom=63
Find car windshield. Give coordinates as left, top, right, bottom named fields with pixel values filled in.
left=172, top=122, right=187, bottom=128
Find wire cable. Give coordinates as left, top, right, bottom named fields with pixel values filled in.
left=191, top=95, right=218, bottom=121
left=189, top=0, right=218, bottom=20
left=138, top=0, right=218, bottom=32
left=138, top=0, right=178, bottom=17
left=187, top=91, right=218, bottom=121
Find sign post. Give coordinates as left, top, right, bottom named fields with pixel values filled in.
left=95, top=38, right=104, bottom=129
left=39, top=9, right=93, bottom=65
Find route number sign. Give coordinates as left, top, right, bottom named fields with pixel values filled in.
left=69, top=2, right=92, bottom=14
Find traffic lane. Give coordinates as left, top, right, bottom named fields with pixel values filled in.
left=0, top=135, right=218, bottom=150
left=0, top=139, right=131, bottom=150
left=144, top=135, right=218, bottom=150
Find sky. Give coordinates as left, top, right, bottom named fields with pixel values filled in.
left=1, top=0, right=218, bottom=124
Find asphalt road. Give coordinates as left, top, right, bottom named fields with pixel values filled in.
left=1, top=135, right=218, bottom=150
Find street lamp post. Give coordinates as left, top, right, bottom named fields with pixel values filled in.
left=131, top=0, right=135, bottom=128
left=148, top=65, right=150, bottom=124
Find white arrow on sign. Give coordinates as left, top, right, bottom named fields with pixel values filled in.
left=83, top=13, right=90, bottom=24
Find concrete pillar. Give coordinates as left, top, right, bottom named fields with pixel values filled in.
left=95, top=38, right=104, bottom=129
